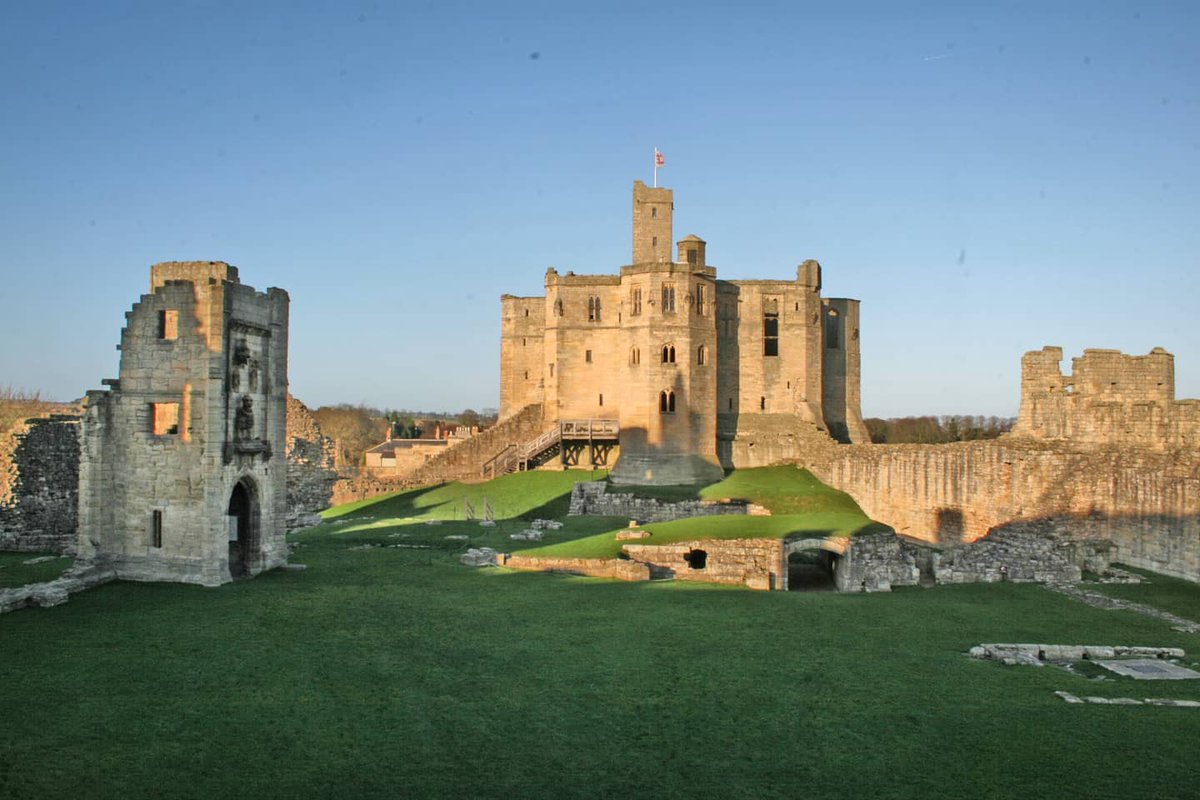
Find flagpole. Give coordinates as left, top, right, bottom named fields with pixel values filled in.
left=653, top=147, right=658, bottom=188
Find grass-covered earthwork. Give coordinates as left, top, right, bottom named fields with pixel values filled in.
left=2, top=469, right=1199, bottom=798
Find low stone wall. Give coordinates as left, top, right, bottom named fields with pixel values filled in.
left=622, top=538, right=787, bottom=590
left=805, top=440, right=1200, bottom=583
left=568, top=481, right=765, bottom=522
left=0, top=415, right=81, bottom=554
left=833, top=532, right=921, bottom=592
left=501, top=553, right=650, bottom=581
left=0, top=562, right=116, bottom=615
left=933, top=529, right=1093, bottom=584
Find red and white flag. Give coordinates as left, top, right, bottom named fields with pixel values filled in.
left=655, top=149, right=665, bottom=168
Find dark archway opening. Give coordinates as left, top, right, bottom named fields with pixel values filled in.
left=788, top=548, right=837, bottom=591
left=683, top=549, right=707, bottom=570
left=227, top=478, right=259, bottom=579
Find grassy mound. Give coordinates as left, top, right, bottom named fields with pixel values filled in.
left=517, top=466, right=889, bottom=559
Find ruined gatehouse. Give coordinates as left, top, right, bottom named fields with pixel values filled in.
left=76, top=261, right=291, bottom=585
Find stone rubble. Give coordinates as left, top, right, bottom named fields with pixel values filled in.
left=460, top=547, right=500, bottom=567
left=510, top=530, right=544, bottom=542
left=1055, top=691, right=1200, bottom=707
left=970, top=643, right=1186, bottom=663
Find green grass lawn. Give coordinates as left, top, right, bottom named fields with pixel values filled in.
left=3, top=471, right=1200, bottom=799
left=0, top=552, right=73, bottom=588
left=519, top=466, right=889, bottom=559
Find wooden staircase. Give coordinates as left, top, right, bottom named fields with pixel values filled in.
left=481, top=419, right=619, bottom=479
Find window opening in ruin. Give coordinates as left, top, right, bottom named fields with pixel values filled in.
left=659, top=390, right=676, bottom=414
left=728, top=398, right=734, bottom=411
left=696, top=284, right=706, bottom=315
left=524, top=370, right=529, bottom=380
left=662, top=283, right=676, bottom=313
left=825, top=308, right=840, bottom=349
left=795, top=302, right=799, bottom=312
left=697, top=345, right=706, bottom=365
left=549, top=363, right=555, bottom=377
left=588, top=296, right=601, bottom=322
left=763, top=312, right=779, bottom=356
left=760, top=396, right=766, bottom=411
left=630, top=347, right=640, bottom=365
left=524, top=309, right=529, bottom=317
left=599, top=393, right=604, bottom=406
left=631, top=287, right=642, bottom=316
left=151, top=402, right=180, bottom=435
left=157, top=309, right=179, bottom=340
left=586, top=350, right=592, bottom=363
left=684, top=549, right=707, bottom=570
left=652, top=236, right=658, bottom=248
left=651, top=207, right=657, bottom=218
left=522, top=338, right=526, bottom=346
left=151, top=510, right=163, bottom=548
left=661, top=344, right=676, bottom=364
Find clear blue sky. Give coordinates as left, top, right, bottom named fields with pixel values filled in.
left=2, top=1, right=1197, bottom=418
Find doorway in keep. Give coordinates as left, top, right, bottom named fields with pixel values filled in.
left=227, top=478, right=259, bottom=578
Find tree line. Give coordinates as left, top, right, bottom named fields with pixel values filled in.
left=863, top=415, right=1014, bottom=444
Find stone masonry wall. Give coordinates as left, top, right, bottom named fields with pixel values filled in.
left=285, top=395, right=337, bottom=524
left=622, top=538, right=788, bottom=590
left=500, top=553, right=651, bottom=582
left=567, top=481, right=760, bottom=522
left=807, top=440, right=1200, bottom=583
left=0, top=415, right=81, bottom=554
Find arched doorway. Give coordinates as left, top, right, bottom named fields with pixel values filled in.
left=785, top=537, right=839, bottom=591
left=227, top=478, right=259, bottom=579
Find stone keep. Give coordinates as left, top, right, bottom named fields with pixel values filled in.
left=76, top=262, right=289, bottom=585
left=499, top=180, right=868, bottom=485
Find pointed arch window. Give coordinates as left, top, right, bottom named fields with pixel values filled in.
left=661, top=344, right=676, bottom=364
left=588, top=296, right=601, bottom=322
left=659, top=390, right=676, bottom=414
left=697, top=345, right=707, bottom=365
left=630, top=346, right=641, bottom=365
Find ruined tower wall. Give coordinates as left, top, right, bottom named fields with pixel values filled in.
left=1012, top=346, right=1200, bottom=449
left=807, top=440, right=1200, bottom=583
left=77, top=262, right=289, bottom=586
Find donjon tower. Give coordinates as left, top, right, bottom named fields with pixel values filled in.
left=499, top=181, right=868, bottom=485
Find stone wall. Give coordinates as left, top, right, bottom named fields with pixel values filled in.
left=567, top=481, right=762, bottom=522
left=285, top=395, right=337, bottom=524
left=500, top=553, right=650, bottom=581
left=622, top=537, right=787, bottom=590
left=0, top=415, right=81, bottom=554
left=832, top=532, right=921, bottom=592
left=807, top=440, right=1200, bottom=583
left=932, top=528, right=1089, bottom=585
left=1012, top=346, right=1200, bottom=450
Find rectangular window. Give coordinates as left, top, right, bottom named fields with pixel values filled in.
left=588, top=296, right=601, bottom=322
left=662, top=283, right=676, bottom=313
left=696, top=285, right=706, bottom=315
left=631, top=288, right=642, bottom=316
left=151, top=402, right=180, bottom=435
left=151, top=510, right=163, bottom=548
left=599, top=393, right=604, bottom=406
left=549, top=362, right=555, bottom=377
left=585, top=350, right=592, bottom=363
left=157, top=310, right=178, bottom=340
left=763, top=313, right=779, bottom=357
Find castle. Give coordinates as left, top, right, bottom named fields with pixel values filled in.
left=499, top=181, right=869, bottom=485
